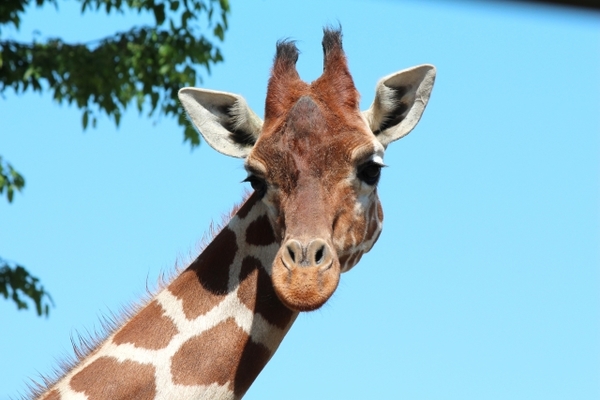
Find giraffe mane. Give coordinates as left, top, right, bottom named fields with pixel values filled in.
left=20, top=191, right=252, bottom=400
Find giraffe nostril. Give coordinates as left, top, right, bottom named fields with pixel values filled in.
left=284, top=239, right=331, bottom=268
left=314, top=246, right=324, bottom=265
left=288, top=247, right=296, bottom=263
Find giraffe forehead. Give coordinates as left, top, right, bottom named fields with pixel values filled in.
left=285, top=95, right=325, bottom=140
left=250, top=95, right=376, bottom=182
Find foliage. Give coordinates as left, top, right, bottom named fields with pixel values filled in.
left=1, top=0, right=230, bottom=147
left=0, top=259, right=53, bottom=316
left=0, top=0, right=230, bottom=315
left=0, top=156, right=50, bottom=316
left=0, top=156, right=25, bottom=203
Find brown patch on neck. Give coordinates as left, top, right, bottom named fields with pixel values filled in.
left=236, top=191, right=260, bottom=220
left=234, top=333, right=274, bottom=396
left=112, top=300, right=178, bottom=350
left=168, top=227, right=237, bottom=320
left=40, top=390, right=60, bottom=400
left=245, top=214, right=277, bottom=246
left=170, top=318, right=271, bottom=397
left=238, top=256, right=294, bottom=329
left=70, top=357, right=156, bottom=400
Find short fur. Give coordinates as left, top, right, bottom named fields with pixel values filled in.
left=29, top=27, right=435, bottom=400
left=23, top=194, right=250, bottom=400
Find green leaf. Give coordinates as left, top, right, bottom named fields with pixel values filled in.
left=23, top=66, right=35, bottom=80
left=82, top=110, right=89, bottom=129
left=153, top=4, right=166, bottom=25
left=184, top=124, right=201, bottom=148
left=214, top=23, right=224, bottom=41
left=158, top=44, right=172, bottom=57
left=150, top=92, right=159, bottom=111
left=0, top=158, right=25, bottom=203
left=158, top=64, right=170, bottom=75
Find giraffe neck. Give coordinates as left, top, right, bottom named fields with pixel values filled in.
left=40, top=193, right=298, bottom=400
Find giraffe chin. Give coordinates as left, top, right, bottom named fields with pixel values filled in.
left=271, top=258, right=341, bottom=312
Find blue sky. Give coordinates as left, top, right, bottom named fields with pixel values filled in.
left=1, top=0, right=598, bottom=399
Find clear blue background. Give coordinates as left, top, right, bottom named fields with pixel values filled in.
left=1, top=1, right=598, bottom=399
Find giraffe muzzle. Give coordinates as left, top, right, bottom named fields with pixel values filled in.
left=271, top=238, right=340, bottom=311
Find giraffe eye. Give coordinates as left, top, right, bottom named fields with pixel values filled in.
left=243, top=175, right=267, bottom=194
left=358, top=162, right=383, bottom=185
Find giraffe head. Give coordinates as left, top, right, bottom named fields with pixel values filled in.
left=179, top=28, right=435, bottom=311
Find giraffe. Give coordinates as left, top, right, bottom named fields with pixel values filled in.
left=31, top=28, right=435, bottom=400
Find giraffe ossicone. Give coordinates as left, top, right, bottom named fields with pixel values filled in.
left=32, top=27, right=435, bottom=400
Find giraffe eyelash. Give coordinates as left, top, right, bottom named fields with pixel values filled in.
left=242, top=175, right=267, bottom=194
left=357, top=161, right=386, bottom=186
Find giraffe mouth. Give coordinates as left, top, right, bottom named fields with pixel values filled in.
left=271, top=238, right=341, bottom=312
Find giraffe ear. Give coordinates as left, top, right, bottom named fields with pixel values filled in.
left=178, top=87, right=263, bottom=158
left=362, top=64, right=436, bottom=147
